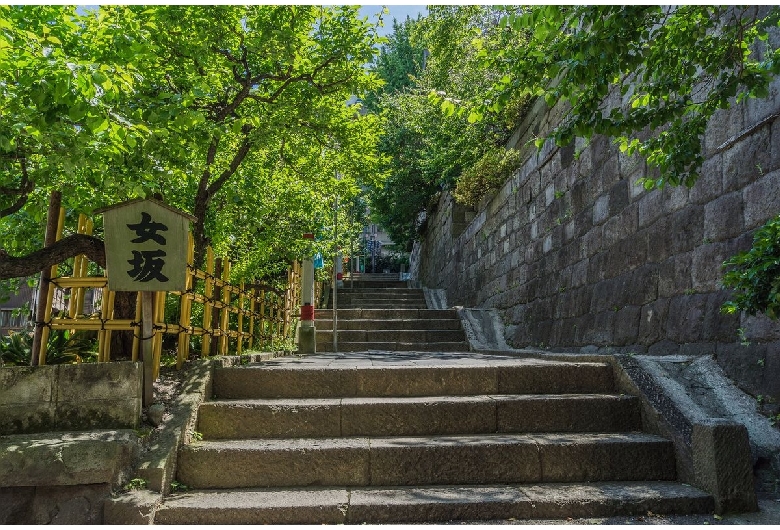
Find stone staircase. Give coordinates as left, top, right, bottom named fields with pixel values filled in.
left=152, top=275, right=714, bottom=524
left=316, top=274, right=470, bottom=352
left=154, top=352, right=713, bottom=524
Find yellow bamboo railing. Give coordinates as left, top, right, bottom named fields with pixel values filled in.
left=39, top=215, right=303, bottom=377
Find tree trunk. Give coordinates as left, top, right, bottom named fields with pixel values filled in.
left=31, top=191, right=61, bottom=366
left=110, top=291, right=137, bottom=360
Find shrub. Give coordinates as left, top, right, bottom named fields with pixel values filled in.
left=722, top=214, right=780, bottom=319
left=453, top=147, right=523, bottom=208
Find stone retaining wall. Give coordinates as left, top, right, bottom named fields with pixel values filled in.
left=0, top=362, right=142, bottom=434
left=417, top=72, right=780, bottom=402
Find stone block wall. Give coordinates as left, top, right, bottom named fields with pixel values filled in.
left=418, top=73, right=780, bottom=401
left=0, top=362, right=142, bottom=434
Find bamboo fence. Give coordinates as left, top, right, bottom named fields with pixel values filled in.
left=36, top=209, right=302, bottom=378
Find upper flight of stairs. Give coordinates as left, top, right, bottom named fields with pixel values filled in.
left=154, top=352, right=714, bottom=524
left=316, top=273, right=470, bottom=352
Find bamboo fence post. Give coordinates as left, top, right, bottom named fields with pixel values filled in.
left=283, top=266, right=291, bottom=338
left=177, top=234, right=195, bottom=369
left=248, top=289, right=256, bottom=350
left=37, top=205, right=65, bottom=366
left=153, top=291, right=165, bottom=379
left=69, top=214, right=87, bottom=323
left=131, top=292, right=142, bottom=362
left=202, top=247, right=215, bottom=357
left=259, top=290, right=267, bottom=349
left=98, top=290, right=115, bottom=362
left=219, top=259, right=231, bottom=355
left=237, top=280, right=245, bottom=354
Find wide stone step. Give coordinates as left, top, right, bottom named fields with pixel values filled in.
left=176, top=432, right=676, bottom=489
left=315, top=341, right=471, bottom=352
left=336, top=288, right=425, bottom=297
left=315, top=318, right=463, bottom=331
left=213, top=361, right=615, bottom=399
left=340, top=280, right=408, bottom=289
left=329, top=301, right=428, bottom=309
left=315, top=329, right=466, bottom=344
left=197, top=394, right=642, bottom=440
left=154, top=482, right=714, bottom=524
left=316, top=308, right=460, bottom=320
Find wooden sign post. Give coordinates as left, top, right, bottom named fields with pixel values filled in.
left=97, top=199, right=195, bottom=406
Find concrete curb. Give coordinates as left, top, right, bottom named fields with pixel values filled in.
left=477, top=348, right=761, bottom=515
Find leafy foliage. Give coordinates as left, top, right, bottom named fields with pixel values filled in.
left=0, top=329, right=96, bottom=366
left=367, top=7, right=528, bottom=249
left=0, top=5, right=384, bottom=283
left=722, top=215, right=780, bottom=319
left=454, top=147, right=524, bottom=209
left=462, top=5, right=780, bottom=189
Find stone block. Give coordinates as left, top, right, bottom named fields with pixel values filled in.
left=605, top=229, right=647, bottom=273
left=613, top=305, right=641, bottom=346
left=608, top=179, right=630, bottom=216
left=638, top=188, right=665, bottom=229
left=536, top=433, right=676, bottom=482
left=638, top=299, right=671, bottom=345
left=691, top=241, right=735, bottom=292
left=342, top=397, right=496, bottom=437
left=103, top=489, right=161, bottom=525
left=0, top=486, right=34, bottom=524
left=704, top=106, right=744, bottom=157
left=658, top=253, right=692, bottom=298
left=703, top=191, right=744, bottom=243
left=32, top=484, right=111, bottom=525
left=0, top=365, right=54, bottom=405
left=55, top=362, right=142, bottom=431
left=177, top=439, right=371, bottom=489
left=692, top=419, right=757, bottom=514
left=714, top=343, right=768, bottom=399
left=723, top=128, right=771, bottom=194
left=593, top=195, right=610, bottom=225
left=0, top=431, right=139, bottom=488
left=691, top=153, right=724, bottom=204
left=665, top=294, right=708, bottom=344
left=368, top=435, right=542, bottom=485
left=741, top=312, right=780, bottom=342
left=602, top=203, right=638, bottom=249
left=743, top=169, right=780, bottom=230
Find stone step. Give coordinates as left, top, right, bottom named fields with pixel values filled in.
left=316, top=308, right=459, bottom=320
left=335, top=288, right=425, bottom=297
left=329, top=301, right=428, bottom=309
left=176, top=432, right=676, bottom=489
left=315, top=329, right=467, bottom=344
left=315, top=341, right=471, bottom=352
left=315, top=318, right=463, bottom=331
left=213, top=361, right=615, bottom=399
left=339, top=280, right=408, bottom=289
left=154, top=482, right=715, bottom=524
left=197, top=394, right=642, bottom=440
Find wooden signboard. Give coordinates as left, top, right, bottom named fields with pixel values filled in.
left=98, top=199, right=194, bottom=292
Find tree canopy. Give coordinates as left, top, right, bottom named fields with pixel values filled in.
left=367, top=6, right=780, bottom=252
left=462, top=5, right=780, bottom=189
left=0, top=5, right=383, bottom=284
left=366, top=7, right=527, bottom=250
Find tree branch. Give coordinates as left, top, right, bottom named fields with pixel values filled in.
left=0, top=234, right=106, bottom=280
left=0, top=152, right=35, bottom=218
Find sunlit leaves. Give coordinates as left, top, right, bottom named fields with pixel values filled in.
left=474, top=5, right=779, bottom=190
